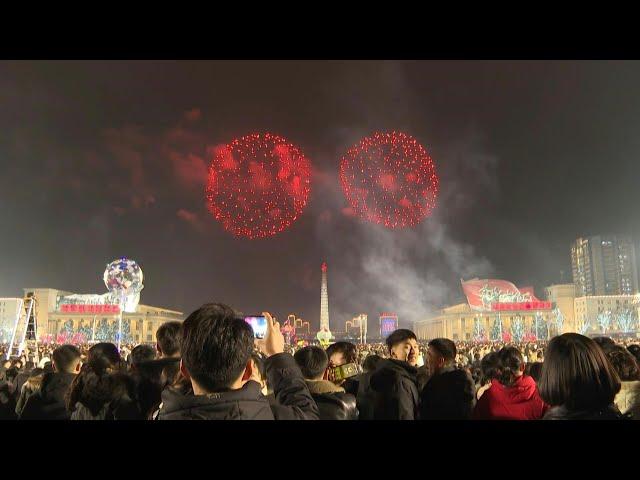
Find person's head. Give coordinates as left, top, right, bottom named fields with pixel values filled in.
left=156, top=321, right=182, bottom=358
left=385, top=329, right=419, bottom=366
left=496, top=346, right=525, bottom=387
left=24, top=361, right=35, bottom=371
left=539, top=333, right=621, bottom=411
left=427, top=338, right=457, bottom=374
left=627, top=344, right=640, bottom=365
left=86, top=343, right=122, bottom=374
left=480, top=352, right=500, bottom=385
left=2, top=360, right=11, bottom=370
left=180, top=303, right=253, bottom=395
left=606, top=345, right=640, bottom=382
left=326, top=342, right=357, bottom=368
left=294, top=346, right=328, bottom=381
left=52, top=345, right=82, bottom=374
left=362, top=354, right=383, bottom=373
left=474, top=352, right=481, bottom=362
left=526, top=362, right=543, bottom=384
left=592, top=336, right=616, bottom=354
left=129, top=344, right=157, bottom=370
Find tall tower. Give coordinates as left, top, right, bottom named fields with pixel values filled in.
left=320, top=261, right=330, bottom=333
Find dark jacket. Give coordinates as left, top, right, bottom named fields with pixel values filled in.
left=370, top=359, right=419, bottom=420
left=158, top=353, right=319, bottom=420
left=19, top=372, right=76, bottom=420
left=473, top=375, right=547, bottom=420
left=305, top=379, right=358, bottom=420
left=543, top=403, right=631, bottom=420
left=69, top=372, right=141, bottom=420
left=420, top=366, right=476, bottom=420
left=356, top=371, right=377, bottom=420
left=13, top=372, right=30, bottom=399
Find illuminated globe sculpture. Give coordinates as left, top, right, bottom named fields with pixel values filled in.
left=316, top=327, right=332, bottom=348
left=103, top=257, right=144, bottom=350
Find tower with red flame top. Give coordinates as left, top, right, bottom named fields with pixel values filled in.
left=320, top=261, right=330, bottom=334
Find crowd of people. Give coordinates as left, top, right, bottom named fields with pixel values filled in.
left=1, top=302, right=639, bottom=420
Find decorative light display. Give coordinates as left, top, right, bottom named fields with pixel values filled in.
left=533, top=312, right=548, bottom=340
left=511, top=316, right=525, bottom=342
left=578, top=318, right=591, bottom=335
left=553, top=308, right=564, bottom=334
left=597, top=311, right=612, bottom=334
left=206, top=133, right=311, bottom=239
left=490, top=314, right=503, bottom=342
left=473, top=316, right=485, bottom=342
left=616, top=310, right=637, bottom=333
left=339, top=131, right=439, bottom=228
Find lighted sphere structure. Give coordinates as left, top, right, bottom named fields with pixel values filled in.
left=206, top=133, right=311, bottom=239
left=340, top=131, right=439, bottom=228
left=103, top=257, right=144, bottom=313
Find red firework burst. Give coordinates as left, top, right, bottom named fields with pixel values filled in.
left=206, top=133, right=311, bottom=239
left=339, top=131, right=439, bottom=228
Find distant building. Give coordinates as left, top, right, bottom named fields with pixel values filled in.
left=379, top=313, right=398, bottom=338
left=571, top=235, right=639, bottom=296
left=0, top=298, right=23, bottom=342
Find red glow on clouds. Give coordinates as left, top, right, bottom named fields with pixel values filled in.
left=205, top=133, right=311, bottom=239
left=340, top=131, right=439, bottom=228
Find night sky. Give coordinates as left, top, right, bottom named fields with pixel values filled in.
left=2, top=60, right=640, bottom=329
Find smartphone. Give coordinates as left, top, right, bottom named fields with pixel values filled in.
left=245, top=315, right=268, bottom=339
left=331, top=362, right=359, bottom=381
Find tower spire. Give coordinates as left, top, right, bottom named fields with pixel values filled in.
left=320, top=261, right=330, bottom=332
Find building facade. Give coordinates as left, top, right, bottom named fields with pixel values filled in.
left=0, top=298, right=23, bottom=342
left=571, top=235, right=639, bottom=296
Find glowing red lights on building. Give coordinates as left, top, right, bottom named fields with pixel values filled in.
left=340, top=131, right=439, bottom=228
left=206, top=133, right=311, bottom=239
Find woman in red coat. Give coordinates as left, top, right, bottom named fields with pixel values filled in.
left=473, top=346, right=548, bottom=420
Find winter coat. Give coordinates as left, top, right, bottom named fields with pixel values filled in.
left=613, top=381, right=640, bottom=420
left=473, top=375, right=547, bottom=420
left=158, top=353, right=319, bottom=420
left=370, top=359, right=419, bottom=420
left=69, top=372, right=141, bottom=420
left=356, top=371, right=377, bottom=420
left=420, top=366, right=476, bottom=420
left=543, top=403, right=630, bottom=420
left=305, top=379, right=358, bottom=420
left=19, top=372, right=76, bottom=420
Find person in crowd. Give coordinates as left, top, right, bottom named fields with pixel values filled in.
left=0, top=359, right=11, bottom=384
left=370, top=329, right=420, bottom=420
left=155, top=321, right=182, bottom=388
left=157, top=304, right=319, bottom=420
left=126, top=344, right=164, bottom=420
left=13, top=360, right=34, bottom=396
left=356, top=354, right=382, bottom=420
left=627, top=344, right=640, bottom=366
left=420, top=338, right=475, bottom=420
left=525, top=362, right=543, bottom=385
left=473, top=347, right=547, bottom=420
left=294, top=346, right=358, bottom=420
left=249, top=350, right=269, bottom=397
left=15, top=368, right=44, bottom=417
left=20, top=344, right=82, bottom=420
left=592, top=336, right=617, bottom=354
left=539, top=333, right=626, bottom=420
left=326, top=341, right=359, bottom=395
left=476, top=352, right=499, bottom=400
left=606, top=345, right=640, bottom=419
left=67, top=342, right=140, bottom=420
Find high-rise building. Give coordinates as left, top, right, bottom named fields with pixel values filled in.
left=571, top=235, right=639, bottom=296
left=320, top=261, right=330, bottom=332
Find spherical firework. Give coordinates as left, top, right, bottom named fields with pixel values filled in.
left=206, top=133, right=311, bottom=239
left=340, top=131, right=439, bottom=228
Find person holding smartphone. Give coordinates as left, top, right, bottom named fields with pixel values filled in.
left=157, top=303, right=319, bottom=420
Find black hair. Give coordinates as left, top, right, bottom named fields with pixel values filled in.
left=592, top=336, right=616, bottom=354
left=66, top=342, right=124, bottom=416
left=129, top=344, right=156, bottom=367
left=480, top=352, right=500, bottom=385
left=52, top=344, right=81, bottom=373
left=385, top=329, right=417, bottom=352
left=326, top=342, right=357, bottom=365
left=363, top=354, right=383, bottom=373
left=539, top=333, right=621, bottom=411
left=294, top=346, right=328, bottom=379
left=428, top=338, right=457, bottom=363
left=156, top=321, right=182, bottom=356
left=180, top=303, right=253, bottom=392
left=250, top=350, right=266, bottom=381
left=627, top=344, right=640, bottom=365
left=606, top=346, right=640, bottom=381
left=496, top=346, right=524, bottom=387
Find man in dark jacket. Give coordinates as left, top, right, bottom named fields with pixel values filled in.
left=370, top=329, right=420, bottom=420
left=13, top=361, right=35, bottom=398
left=158, top=303, right=319, bottom=420
left=420, top=338, right=475, bottom=420
left=355, top=354, right=382, bottom=420
left=294, top=346, right=358, bottom=420
left=19, top=345, right=81, bottom=420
